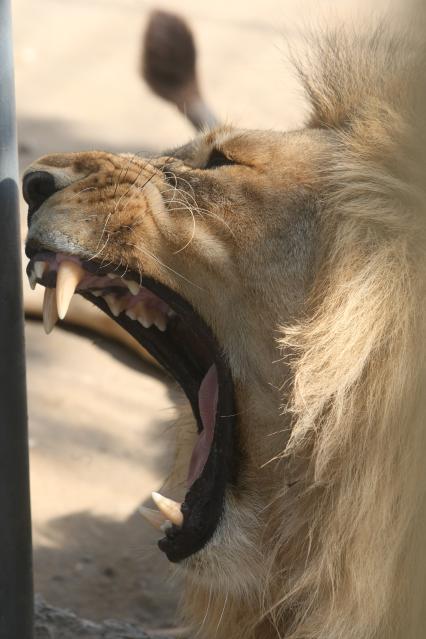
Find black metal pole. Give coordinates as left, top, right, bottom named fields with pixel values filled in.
left=0, top=1, right=34, bottom=638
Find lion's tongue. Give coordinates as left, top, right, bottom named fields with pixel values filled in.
left=187, top=364, right=218, bottom=487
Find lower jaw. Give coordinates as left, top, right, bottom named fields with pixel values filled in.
left=87, top=287, right=237, bottom=562
left=26, top=249, right=238, bottom=562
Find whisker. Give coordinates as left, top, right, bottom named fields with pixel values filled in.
left=127, top=242, right=205, bottom=290
left=216, top=592, right=229, bottom=635
left=95, top=163, right=155, bottom=253
left=196, top=584, right=213, bottom=638
left=87, top=234, right=111, bottom=262
left=68, top=186, right=98, bottom=201
left=161, top=179, right=236, bottom=238
left=112, top=152, right=144, bottom=199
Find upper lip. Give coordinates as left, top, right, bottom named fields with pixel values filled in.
left=25, top=244, right=238, bottom=562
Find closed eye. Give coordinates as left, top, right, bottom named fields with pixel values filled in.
left=204, top=148, right=237, bottom=169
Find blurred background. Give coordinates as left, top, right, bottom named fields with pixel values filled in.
left=12, top=0, right=390, bottom=632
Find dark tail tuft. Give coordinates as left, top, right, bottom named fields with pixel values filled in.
left=141, top=10, right=217, bottom=130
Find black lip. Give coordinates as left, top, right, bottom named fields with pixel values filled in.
left=26, top=247, right=237, bottom=562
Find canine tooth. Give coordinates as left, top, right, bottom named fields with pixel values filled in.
left=92, top=290, right=103, bottom=297
left=107, top=273, right=117, bottom=280
left=42, top=287, right=58, bottom=334
left=28, top=270, right=37, bottom=290
left=151, top=492, right=183, bottom=527
left=125, top=279, right=140, bottom=295
left=125, top=309, right=137, bottom=320
left=34, top=260, right=47, bottom=280
left=56, top=260, right=84, bottom=320
left=139, top=506, right=167, bottom=531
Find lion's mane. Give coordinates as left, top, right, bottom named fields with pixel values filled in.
left=185, top=23, right=426, bottom=639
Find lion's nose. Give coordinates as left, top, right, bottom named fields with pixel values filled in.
left=23, top=170, right=58, bottom=224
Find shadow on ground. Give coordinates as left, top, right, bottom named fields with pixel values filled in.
left=34, top=505, right=181, bottom=631
left=26, top=320, right=187, bottom=631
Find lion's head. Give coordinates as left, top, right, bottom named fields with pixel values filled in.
left=23, top=24, right=426, bottom=639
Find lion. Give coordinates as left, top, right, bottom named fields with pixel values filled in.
left=21, top=20, right=426, bottom=639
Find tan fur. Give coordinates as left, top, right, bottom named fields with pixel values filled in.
left=24, top=21, right=426, bottom=638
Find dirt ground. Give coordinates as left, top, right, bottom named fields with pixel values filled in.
left=13, top=0, right=389, bottom=633
left=27, top=320, right=181, bottom=630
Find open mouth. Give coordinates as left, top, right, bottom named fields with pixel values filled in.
left=25, top=248, right=237, bottom=563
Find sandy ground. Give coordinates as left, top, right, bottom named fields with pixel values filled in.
left=27, top=320, right=181, bottom=629
left=12, top=0, right=390, bottom=632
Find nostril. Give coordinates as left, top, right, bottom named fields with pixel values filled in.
left=23, top=171, right=58, bottom=222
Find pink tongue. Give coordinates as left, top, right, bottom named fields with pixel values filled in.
left=187, top=364, right=218, bottom=487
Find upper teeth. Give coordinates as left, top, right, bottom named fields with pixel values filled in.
left=56, top=261, right=85, bottom=320
left=42, top=287, right=58, bottom=334
left=125, top=279, right=140, bottom=295
left=34, top=261, right=47, bottom=280
left=125, top=301, right=166, bottom=332
left=28, top=258, right=170, bottom=335
left=104, top=294, right=124, bottom=318
left=28, top=271, right=37, bottom=290
left=30, top=258, right=182, bottom=533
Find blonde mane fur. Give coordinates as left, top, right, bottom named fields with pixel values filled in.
left=184, top=24, right=426, bottom=639
left=275, top=25, right=426, bottom=639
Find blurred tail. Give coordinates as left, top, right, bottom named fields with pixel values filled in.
left=141, top=10, right=218, bottom=131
